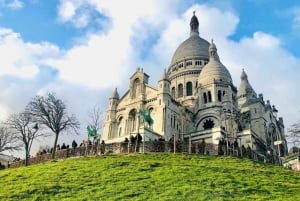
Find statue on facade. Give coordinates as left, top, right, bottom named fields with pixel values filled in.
left=139, top=108, right=154, bottom=129
left=87, top=125, right=98, bottom=141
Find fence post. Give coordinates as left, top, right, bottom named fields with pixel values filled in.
left=189, top=134, right=191, bottom=154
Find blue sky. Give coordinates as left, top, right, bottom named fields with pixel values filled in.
left=1, top=0, right=300, bottom=157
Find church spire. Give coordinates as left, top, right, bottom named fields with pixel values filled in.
left=190, top=11, right=199, bottom=36
left=237, top=69, right=257, bottom=101
left=209, top=39, right=220, bottom=61
left=110, top=88, right=119, bottom=99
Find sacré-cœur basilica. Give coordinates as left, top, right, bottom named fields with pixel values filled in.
left=102, top=13, right=288, bottom=161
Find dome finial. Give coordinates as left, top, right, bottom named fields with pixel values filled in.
left=190, top=11, right=199, bottom=36
left=241, top=68, right=248, bottom=80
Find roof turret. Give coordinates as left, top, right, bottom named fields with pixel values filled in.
left=237, top=69, right=257, bottom=99
left=110, top=88, right=119, bottom=99
left=159, top=69, right=170, bottom=81
left=190, top=11, right=199, bottom=36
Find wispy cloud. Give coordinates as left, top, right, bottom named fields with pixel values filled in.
left=0, top=0, right=23, bottom=10
left=291, top=7, right=300, bottom=31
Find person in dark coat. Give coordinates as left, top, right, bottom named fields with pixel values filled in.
left=72, top=140, right=78, bottom=148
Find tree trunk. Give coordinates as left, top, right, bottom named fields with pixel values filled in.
left=51, top=133, right=59, bottom=159
left=24, top=145, right=29, bottom=166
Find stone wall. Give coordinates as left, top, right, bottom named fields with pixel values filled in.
left=8, top=141, right=261, bottom=169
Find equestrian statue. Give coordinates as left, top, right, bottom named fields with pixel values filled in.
left=139, top=108, right=154, bottom=129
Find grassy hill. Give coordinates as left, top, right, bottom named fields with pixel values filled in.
left=0, top=153, right=300, bottom=201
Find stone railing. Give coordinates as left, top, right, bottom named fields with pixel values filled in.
left=8, top=141, right=261, bottom=168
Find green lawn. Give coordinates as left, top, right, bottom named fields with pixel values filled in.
left=0, top=153, right=299, bottom=201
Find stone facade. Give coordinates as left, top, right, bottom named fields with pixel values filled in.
left=102, top=13, right=288, bottom=161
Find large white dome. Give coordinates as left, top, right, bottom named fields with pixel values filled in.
left=170, top=35, right=210, bottom=65
left=168, top=13, right=210, bottom=68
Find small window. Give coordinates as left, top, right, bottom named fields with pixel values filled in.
left=178, top=84, right=183, bottom=98
left=203, top=92, right=207, bottom=104
left=174, top=117, right=176, bottom=128
left=218, top=90, right=222, bottom=102
left=186, top=82, right=193, bottom=96
left=195, top=60, right=201, bottom=65
left=208, top=91, right=212, bottom=102
left=171, top=87, right=175, bottom=98
left=186, top=61, right=192, bottom=66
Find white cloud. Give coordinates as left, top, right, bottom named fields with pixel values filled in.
left=0, top=0, right=23, bottom=10
left=52, top=0, right=181, bottom=89
left=0, top=28, right=61, bottom=128
left=57, top=0, right=98, bottom=28
left=7, top=0, right=23, bottom=9
left=0, top=28, right=60, bottom=79
left=217, top=32, right=300, bottom=129
left=58, top=1, right=76, bottom=22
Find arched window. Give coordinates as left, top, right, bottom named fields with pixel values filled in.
left=178, top=84, right=183, bottom=98
left=203, top=92, right=207, bottom=104
left=132, top=78, right=140, bottom=98
left=118, top=117, right=123, bottom=136
left=171, top=87, right=175, bottom=98
left=186, top=82, right=193, bottom=96
left=129, top=109, right=137, bottom=132
left=208, top=91, right=212, bottom=102
left=218, top=90, right=222, bottom=102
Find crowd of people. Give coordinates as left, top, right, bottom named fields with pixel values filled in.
left=121, top=133, right=143, bottom=152
left=30, top=135, right=255, bottom=161
left=35, top=138, right=107, bottom=156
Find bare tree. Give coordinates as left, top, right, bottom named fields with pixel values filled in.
left=287, top=122, right=300, bottom=148
left=26, top=93, right=80, bottom=159
left=0, top=125, right=21, bottom=153
left=87, top=104, right=105, bottom=139
left=6, top=112, right=45, bottom=166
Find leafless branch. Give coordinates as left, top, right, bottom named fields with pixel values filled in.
left=26, top=93, right=80, bottom=159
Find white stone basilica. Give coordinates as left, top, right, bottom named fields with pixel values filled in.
left=102, top=13, right=288, bottom=159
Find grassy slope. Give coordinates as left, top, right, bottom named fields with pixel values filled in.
left=0, top=153, right=300, bottom=201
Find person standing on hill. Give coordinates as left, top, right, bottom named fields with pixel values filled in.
left=72, top=140, right=78, bottom=148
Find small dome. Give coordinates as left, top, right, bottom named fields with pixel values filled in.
left=110, top=88, right=119, bottom=99
left=198, top=41, right=232, bottom=85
